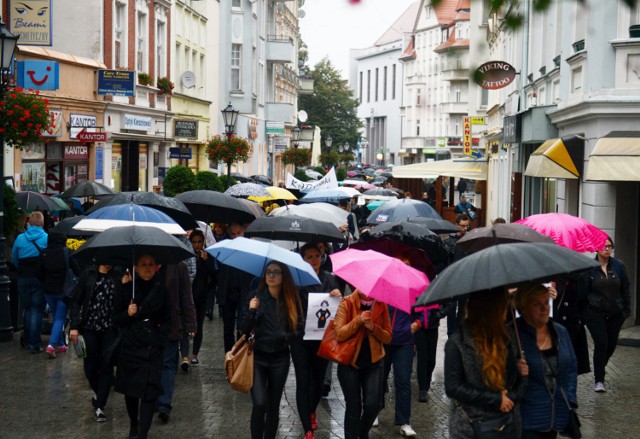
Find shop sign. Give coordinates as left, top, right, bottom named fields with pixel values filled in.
left=46, top=163, right=60, bottom=194
left=169, top=147, right=192, bottom=159
left=248, top=118, right=259, bottom=139
left=17, top=60, right=59, bottom=90
left=174, top=120, right=198, bottom=139
left=274, top=136, right=289, bottom=151
left=470, top=116, right=487, bottom=125
left=9, top=0, right=52, bottom=46
left=64, top=143, right=89, bottom=159
left=463, top=117, right=472, bottom=156
left=97, top=69, right=135, bottom=96
left=474, top=61, right=517, bottom=90
left=437, top=137, right=447, bottom=148
left=266, top=121, right=285, bottom=135
left=123, top=114, right=153, bottom=132
left=95, top=147, right=104, bottom=180
left=503, top=114, right=521, bottom=143
left=43, top=110, right=63, bottom=137
left=69, top=114, right=97, bottom=139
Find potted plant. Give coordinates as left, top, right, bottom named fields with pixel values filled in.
left=206, top=134, right=252, bottom=187
left=0, top=86, right=52, bottom=149
left=156, top=76, right=175, bottom=95
left=137, top=72, right=154, bottom=86
left=281, top=147, right=311, bottom=168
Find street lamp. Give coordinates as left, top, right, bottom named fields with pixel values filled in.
left=0, top=18, right=19, bottom=342
left=324, top=135, right=332, bottom=149
left=220, top=102, right=239, bottom=188
left=376, top=152, right=384, bottom=167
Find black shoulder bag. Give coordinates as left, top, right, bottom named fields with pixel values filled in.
left=456, top=403, right=515, bottom=439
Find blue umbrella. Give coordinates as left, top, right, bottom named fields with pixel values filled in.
left=72, top=204, right=185, bottom=235
left=206, top=237, right=320, bottom=286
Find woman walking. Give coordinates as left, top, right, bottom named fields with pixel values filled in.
left=41, top=233, right=70, bottom=358
left=242, top=261, right=303, bottom=439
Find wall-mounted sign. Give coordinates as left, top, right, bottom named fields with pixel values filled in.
left=123, top=114, right=153, bottom=132
left=97, top=69, right=135, bottom=96
left=95, top=147, right=104, bottom=180
left=43, top=110, right=63, bottom=137
left=248, top=118, right=259, bottom=139
left=470, top=116, right=487, bottom=125
left=64, top=143, right=89, bottom=160
left=76, top=128, right=107, bottom=144
left=503, top=114, right=522, bottom=143
left=9, top=0, right=52, bottom=46
left=463, top=117, right=472, bottom=156
left=474, top=61, right=517, bottom=90
left=169, top=147, right=193, bottom=159
left=174, top=120, right=198, bottom=139
left=17, top=61, right=59, bottom=90
left=69, top=114, right=97, bottom=139
left=266, top=121, right=285, bottom=135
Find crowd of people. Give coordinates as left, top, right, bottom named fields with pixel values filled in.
left=8, top=187, right=630, bottom=439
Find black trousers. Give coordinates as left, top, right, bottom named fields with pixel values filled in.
left=586, top=312, right=625, bottom=383
left=290, top=339, right=329, bottom=432
left=192, top=298, right=207, bottom=355
left=222, top=297, right=241, bottom=353
left=82, top=329, right=118, bottom=409
left=414, top=328, right=439, bottom=391
left=338, top=361, right=384, bottom=439
left=250, top=349, right=291, bottom=439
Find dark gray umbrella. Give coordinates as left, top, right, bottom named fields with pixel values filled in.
left=175, top=190, right=257, bottom=224
left=236, top=198, right=266, bottom=218
left=456, top=223, right=555, bottom=253
left=59, top=181, right=115, bottom=198
left=407, top=217, right=460, bottom=234
left=244, top=215, right=345, bottom=243
left=370, top=221, right=437, bottom=240
left=50, top=216, right=95, bottom=237
left=250, top=174, right=273, bottom=186
left=414, top=242, right=600, bottom=307
left=363, top=188, right=397, bottom=197
left=367, top=198, right=441, bottom=224
left=16, top=191, right=61, bottom=211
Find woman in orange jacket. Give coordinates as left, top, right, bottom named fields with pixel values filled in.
left=334, top=289, right=392, bottom=439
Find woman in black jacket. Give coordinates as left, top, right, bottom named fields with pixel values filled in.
left=242, top=261, right=303, bottom=439
left=69, top=264, right=121, bottom=422
left=42, top=232, right=70, bottom=358
left=113, top=255, right=170, bottom=439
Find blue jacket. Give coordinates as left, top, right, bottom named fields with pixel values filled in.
left=11, top=226, right=48, bottom=269
left=387, top=305, right=423, bottom=346
left=516, top=318, right=577, bottom=432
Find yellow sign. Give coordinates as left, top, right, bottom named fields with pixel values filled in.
left=463, top=117, right=472, bottom=156
left=470, top=116, right=487, bottom=125
left=9, top=0, right=52, bottom=46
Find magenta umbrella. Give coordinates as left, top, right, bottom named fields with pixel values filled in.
left=330, top=249, right=430, bottom=313
left=515, top=213, right=608, bottom=253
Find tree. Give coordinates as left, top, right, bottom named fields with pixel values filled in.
left=298, top=58, right=362, bottom=153
left=163, top=165, right=195, bottom=196
left=319, top=150, right=340, bottom=169
left=195, top=171, right=224, bottom=192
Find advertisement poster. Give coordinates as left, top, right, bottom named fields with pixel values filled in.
left=9, top=0, right=52, bottom=46
left=303, top=293, right=341, bottom=341
left=22, top=162, right=46, bottom=192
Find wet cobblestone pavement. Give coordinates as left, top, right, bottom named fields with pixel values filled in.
left=1, top=313, right=639, bottom=438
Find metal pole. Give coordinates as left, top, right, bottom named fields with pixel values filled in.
left=0, top=84, right=13, bottom=340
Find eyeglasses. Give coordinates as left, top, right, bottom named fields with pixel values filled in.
left=265, top=270, right=282, bottom=277
left=604, top=245, right=613, bottom=250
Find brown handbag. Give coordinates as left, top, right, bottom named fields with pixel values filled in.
left=224, top=332, right=255, bottom=393
left=316, top=319, right=360, bottom=366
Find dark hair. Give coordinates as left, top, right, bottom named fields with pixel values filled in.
left=321, top=300, right=329, bottom=307
left=300, top=242, right=321, bottom=256
left=190, top=229, right=205, bottom=241
left=605, top=235, right=614, bottom=249
left=258, top=261, right=302, bottom=331
left=338, top=199, right=349, bottom=207
left=492, top=217, right=506, bottom=225
left=455, top=213, right=469, bottom=224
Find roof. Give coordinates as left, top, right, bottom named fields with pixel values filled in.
left=400, top=37, right=416, bottom=61
left=17, top=46, right=106, bottom=69
left=434, top=29, right=469, bottom=53
left=434, top=0, right=459, bottom=26
left=374, top=1, right=421, bottom=46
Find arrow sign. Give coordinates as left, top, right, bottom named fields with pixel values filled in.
left=76, top=128, right=107, bottom=144
left=471, top=150, right=484, bottom=159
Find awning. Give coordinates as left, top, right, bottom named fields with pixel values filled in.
left=391, top=158, right=487, bottom=180
left=585, top=131, right=640, bottom=181
left=524, top=137, right=581, bottom=179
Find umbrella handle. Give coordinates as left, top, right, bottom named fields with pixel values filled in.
left=510, top=303, right=524, bottom=359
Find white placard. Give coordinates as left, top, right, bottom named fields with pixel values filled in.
left=286, top=167, right=338, bottom=191
left=303, top=293, right=341, bottom=341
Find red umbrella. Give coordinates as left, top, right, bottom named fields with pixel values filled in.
left=515, top=213, right=608, bottom=253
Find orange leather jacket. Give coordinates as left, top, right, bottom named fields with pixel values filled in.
left=333, top=293, right=392, bottom=367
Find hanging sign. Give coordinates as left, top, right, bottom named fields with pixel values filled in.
left=474, top=61, right=517, bottom=90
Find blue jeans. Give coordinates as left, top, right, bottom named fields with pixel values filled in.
left=18, top=277, right=45, bottom=351
left=158, top=340, right=179, bottom=414
left=44, top=294, right=67, bottom=347
left=383, top=344, right=414, bottom=425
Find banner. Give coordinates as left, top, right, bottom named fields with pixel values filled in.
left=303, top=293, right=341, bottom=341
left=286, top=167, right=338, bottom=191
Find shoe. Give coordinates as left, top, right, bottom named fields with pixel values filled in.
left=158, top=411, right=170, bottom=424
left=594, top=382, right=606, bottom=392
left=310, top=412, right=318, bottom=431
left=418, top=390, right=428, bottom=403
left=56, top=345, right=68, bottom=353
left=305, top=431, right=314, bottom=439
left=30, top=346, right=43, bottom=354
left=191, top=358, right=200, bottom=367
left=46, top=345, right=56, bottom=359
left=129, top=424, right=139, bottom=439
left=95, top=408, right=107, bottom=422
left=181, top=360, right=190, bottom=372
left=400, top=424, right=417, bottom=437
left=372, top=416, right=379, bottom=427
left=206, top=311, right=213, bottom=321
left=322, top=383, right=330, bottom=397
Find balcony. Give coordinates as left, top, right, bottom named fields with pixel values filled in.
left=440, top=101, right=468, bottom=114
left=440, top=67, right=469, bottom=82
left=299, top=77, right=314, bottom=95
left=266, top=102, right=295, bottom=124
left=266, top=36, right=295, bottom=64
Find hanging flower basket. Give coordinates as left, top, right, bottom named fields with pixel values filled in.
left=206, top=134, right=252, bottom=165
left=281, top=147, right=311, bottom=167
left=138, top=72, right=154, bottom=86
left=0, top=86, right=52, bottom=149
left=156, top=76, right=175, bottom=95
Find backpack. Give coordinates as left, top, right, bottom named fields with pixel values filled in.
left=17, top=239, right=45, bottom=280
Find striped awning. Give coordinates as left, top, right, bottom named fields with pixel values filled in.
left=524, top=138, right=580, bottom=179
left=585, top=131, right=640, bottom=181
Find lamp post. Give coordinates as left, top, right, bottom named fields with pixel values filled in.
left=324, top=135, right=332, bottom=150
left=0, top=18, right=19, bottom=342
left=358, top=138, right=368, bottom=168
left=291, top=126, right=301, bottom=173
left=376, top=152, right=384, bottom=167
left=220, top=102, right=239, bottom=188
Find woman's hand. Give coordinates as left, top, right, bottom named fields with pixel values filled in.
left=360, top=310, right=373, bottom=330
left=127, top=301, right=138, bottom=317
left=329, top=288, right=341, bottom=297
left=517, top=358, right=529, bottom=377
left=410, top=321, right=420, bottom=334
left=249, top=297, right=260, bottom=310
left=69, top=329, right=79, bottom=345
left=547, top=284, right=558, bottom=300
left=122, top=273, right=132, bottom=284
left=500, top=390, right=514, bottom=412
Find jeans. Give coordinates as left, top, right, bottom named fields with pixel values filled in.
left=290, top=339, right=329, bottom=431
left=250, top=349, right=290, bottom=439
left=83, top=329, right=117, bottom=409
left=18, top=277, right=45, bottom=351
left=415, top=328, right=439, bottom=391
left=586, top=312, right=626, bottom=383
left=222, top=297, right=241, bottom=353
left=157, top=340, right=179, bottom=414
left=44, top=294, right=67, bottom=348
left=338, top=361, right=384, bottom=439
left=383, top=344, right=414, bottom=425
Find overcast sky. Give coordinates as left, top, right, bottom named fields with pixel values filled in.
left=299, top=0, right=416, bottom=78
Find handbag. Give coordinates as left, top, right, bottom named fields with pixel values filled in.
left=559, top=387, right=582, bottom=438
left=457, top=403, right=515, bottom=439
left=224, top=331, right=255, bottom=393
left=316, top=319, right=359, bottom=366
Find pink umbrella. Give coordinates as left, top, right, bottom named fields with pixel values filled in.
left=515, top=213, right=608, bottom=253
left=330, top=249, right=430, bottom=313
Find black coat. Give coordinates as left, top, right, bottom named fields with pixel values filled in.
left=69, top=267, right=122, bottom=331
left=553, top=277, right=591, bottom=375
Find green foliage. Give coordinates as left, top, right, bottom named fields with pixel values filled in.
left=336, top=168, right=347, bottom=182
left=313, top=166, right=325, bottom=175
left=163, top=165, right=195, bottom=197
left=339, top=152, right=355, bottom=167
left=281, top=147, right=311, bottom=167
left=319, top=150, right=340, bottom=169
left=2, top=184, right=19, bottom=237
left=156, top=76, right=175, bottom=95
left=195, top=171, right=223, bottom=192
left=137, top=72, right=154, bottom=86
left=0, top=86, right=52, bottom=149
left=294, top=169, right=310, bottom=182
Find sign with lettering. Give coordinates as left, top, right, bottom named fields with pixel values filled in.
left=463, top=117, right=472, bottom=156
left=474, top=61, right=517, bottom=90
left=64, top=144, right=89, bottom=159
left=69, top=114, right=97, bottom=139
left=97, top=69, right=135, bottom=96
left=266, top=121, right=285, bottom=135
left=470, top=116, right=487, bottom=125
left=169, top=147, right=192, bottom=159
left=76, top=128, right=107, bottom=144
left=123, top=114, right=153, bottom=132
left=45, top=162, right=60, bottom=194
left=9, top=0, right=52, bottom=46
left=43, top=109, right=63, bottom=137
left=95, top=146, right=104, bottom=180
left=174, top=120, right=198, bottom=139
left=17, top=60, right=59, bottom=90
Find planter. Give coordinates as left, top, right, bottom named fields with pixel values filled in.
left=572, top=39, right=585, bottom=53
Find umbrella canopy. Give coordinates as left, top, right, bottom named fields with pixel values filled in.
left=70, top=225, right=195, bottom=266
left=370, top=221, right=437, bottom=240
left=206, top=237, right=320, bottom=286
left=236, top=198, right=266, bottom=218
left=268, top=203, right=348, bottom=228
left=299, top=188, right=357, bottom=205
left=73, top=204, right=186, bottom=235
left=248, top=186, right=298, bottom=203
left=250, top=174, right=273, bottom=186
left=86, top=191, right=198, bottom=230
left=244, top=215, right=345, bottom=243
left=407, top=217, right=460, bottom=234
left=59, top=181, right=115, bottom=198
left=50, top=197, right=71, bottom=211
left=351, top=238, right=436, bottom=280
left=342, top=179, right=375, bottom=190
left=457, top=223, right=556, bottom=253
left=16, top=191, right=61, bottom=211
left=330, top=249, right=430, bottom=314
left=50, top=216, right=95, bottom=237
left=230, top=172, right=252, bottom=183
left=515, top=213, right=608, bottom=253
left=175, top=190, right=257, bottom=224
left=366, top=200, right=388, bottom=211
left=414, top=242, right=600, bottom=307
left=224, top=182, right=271, bottom=198
left=367, top=198, right=442, bottom=224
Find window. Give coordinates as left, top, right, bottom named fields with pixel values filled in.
left=416, top=120, right=421, bottom=136
left=231, top=44, right=242, bottom=90
left=136, top=12, right=148, bottom=72
left=359, top=71, right=363, bottom=102
left=383, top=66, right=387, bottom=100
left=367, top=70, right=371, bottom=102
left=571, top=67, right=582, bottom=93
left=392, top=64, right=396, bottom=99
left=480, top=87, right=488, bottom=107
left=156, top=20, right=166, bottom=78
left=232, top=0, right=242, bottom=8
left=115, top=1, right=127, bottom=68
left=200, top=54, right=206, bottom=96
left=416, top=88, right=422, bottom=106
left=175, top=43, right=181, bottom=81
left=375, top=68, right=379, bottom=101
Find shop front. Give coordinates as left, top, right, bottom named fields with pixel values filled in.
left=20, top=142, right=91, bottom=195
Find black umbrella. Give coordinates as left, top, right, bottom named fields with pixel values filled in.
left=370, top=221, right=437, bottom=240
left=16, top=191, right=61, bottom=211
left=86, top=191, right=198, bottom=230
left=351, top=238, right=436, bottom=280
left=367, top=198, right=441, bottom=224
left=363, top=188, right=397, bottom=197
left=414, top=242, right=600, bottom=307
left=50, top=216, right=95, bottom=237
left=407, top=217, right=460, bottom=234
left=250, top=174, right=273, bottom=186
left=236, top=198, right=266, bottom=218
left=230, top=172, right=252, bottom=183
left=175, top=190, right=257, bottom=224
left=244, top=215, right=345, bottom=243
left=59, top=181, right=115, bottom=198
left=456, top=223, right=555, bottom=253
left=70, top=225, right=195, bottom=267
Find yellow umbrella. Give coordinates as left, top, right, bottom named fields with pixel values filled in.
left=249, top=186, right=298, bottom=203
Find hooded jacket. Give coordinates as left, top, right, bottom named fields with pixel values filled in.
left=12, top=226, right=48, bottom=277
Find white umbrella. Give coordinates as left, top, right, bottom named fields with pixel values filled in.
left=73, top=218, right=186, bottom=235
left=269, top=203, right=348, bottom=228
